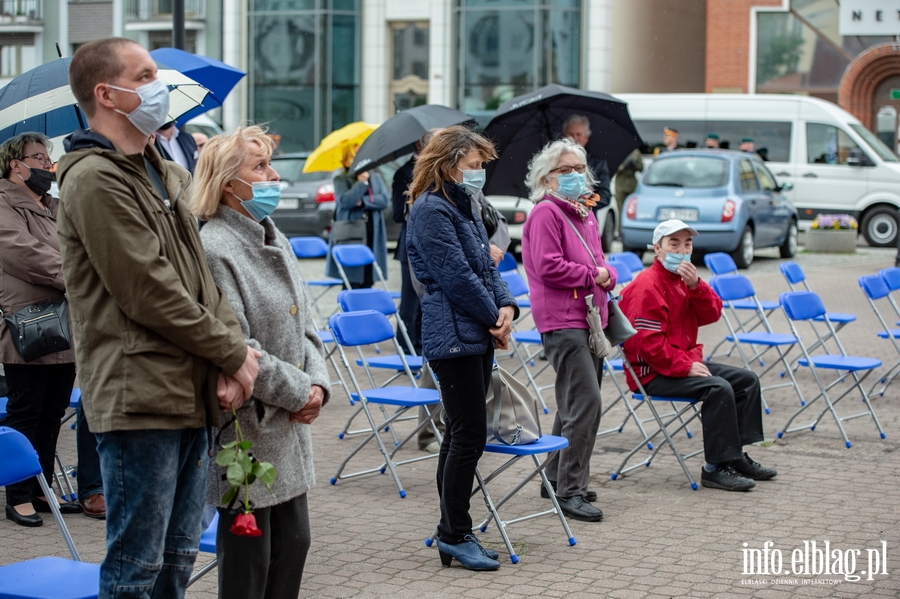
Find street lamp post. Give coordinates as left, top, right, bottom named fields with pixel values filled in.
left=173, top=0, right=186, bottom=50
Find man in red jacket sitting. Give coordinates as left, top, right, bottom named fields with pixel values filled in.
left=619, top=220, right=776, bottom=492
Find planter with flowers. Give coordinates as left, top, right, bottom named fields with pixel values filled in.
left=805, top=214, right=858, bottom=253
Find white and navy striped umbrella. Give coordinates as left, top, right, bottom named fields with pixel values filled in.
left=0, top=57, right=209, bottom=143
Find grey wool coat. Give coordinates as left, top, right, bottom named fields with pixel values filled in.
left=201, top=206, right=331, bottom=509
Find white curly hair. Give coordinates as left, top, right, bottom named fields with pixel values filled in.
left=524, top=138, right=597, bottom=202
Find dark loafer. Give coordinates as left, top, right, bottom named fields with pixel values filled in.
left=6, top=504, right=42, bottom=527
left=555, top=495, right=604, bottom=522
left=730, top=453, right=777, bottom=481
left=33, top=497, right=83, bottom=514
left=540, top=480, right=598, bottom=502
left=79, top=493, right=106, bottom=519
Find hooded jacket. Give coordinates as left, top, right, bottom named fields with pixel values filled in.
left=56, top=130, right=246, bottom=433
left=0, top=179, right=75, bottom=365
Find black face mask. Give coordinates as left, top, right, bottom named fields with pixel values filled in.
left=18, top=164, right=54, bottom=196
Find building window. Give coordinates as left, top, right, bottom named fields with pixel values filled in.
left=455, top=0, right=580, bottom=118
left=0, top=37, right=36, bottom=79
left=391, top=22, right=429, bottom=112
left=249, top=0, right=359, bottom=153
left=148, top=30, right=198, bottom=54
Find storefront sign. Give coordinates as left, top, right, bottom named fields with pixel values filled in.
left=839, top=0, right=900, bottom=35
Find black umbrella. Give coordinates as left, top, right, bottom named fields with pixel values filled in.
left=482, top=84, right=642, bottom=198
left=349, top=104, right=475, bottom=175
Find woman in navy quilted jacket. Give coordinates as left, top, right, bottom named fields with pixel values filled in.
left=406, top=126, right=518, bottom=571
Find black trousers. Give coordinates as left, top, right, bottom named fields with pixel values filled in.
left=216, top=493, right=311, bottom=599
left=643, top=362, right=764, bottom=464
left=397, top=258, right=422, bottom=355
left=2, top=362, right=77, bottom=505
left=430, top=350, right=493, bottom=544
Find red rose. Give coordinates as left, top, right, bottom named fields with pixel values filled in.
left=230, top=512, right=263, bottom=537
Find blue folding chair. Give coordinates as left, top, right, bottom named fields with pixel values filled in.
left=877, top=267, right=900, bottom=327
left=330, top=244, right=400, bottom=299
left=607, top=251, right=644, bottom=275
left=780, top=261, right=856, bottom=356
left=859, top=275, right=900, bottom=397
left=497, top=252, right=519, bottom=274
left=710, top=275, right=805, bottom=414
left=499, top=271, right=532, bottom=326
left=777, top=291, right=885, bottom=448
left=0, top=427, right=100, bottom=599
left=328, top=310, right=442, bottom=497
left=289, top=236, right=344, bottom=321
left=187, top=513, right=219, bottom=587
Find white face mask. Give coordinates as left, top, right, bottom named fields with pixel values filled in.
left=107, top=79, right=171, bottom=136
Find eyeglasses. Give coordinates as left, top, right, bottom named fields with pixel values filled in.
left=550, top=164, right=586, bottom=175
left=20, top=153, right=53, bottom=167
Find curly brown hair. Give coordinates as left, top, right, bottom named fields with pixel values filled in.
left=406, top=126, right=497, bottom=205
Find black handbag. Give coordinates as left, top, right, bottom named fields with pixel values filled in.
left=481, top=199, right=502, bottom=239
left=2, top=301, right=72, bottom=362
left=331, top=216, right=368, bottom=245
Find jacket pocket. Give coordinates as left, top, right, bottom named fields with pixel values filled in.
left=451, top=310, right=488, bottom=345
left=122, top=329, right=196, bottom=415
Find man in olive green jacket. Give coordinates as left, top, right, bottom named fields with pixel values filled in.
left=56, top=38, right=260, bottom=599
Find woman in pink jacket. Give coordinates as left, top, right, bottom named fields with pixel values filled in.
left=521, top=138, right=617, bottom=523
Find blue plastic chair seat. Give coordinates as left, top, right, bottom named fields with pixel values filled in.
left=797, top=355, right=881, bottom=371
left=516, top=299, right=532, bottom=309
left=0, top=557, right=100, bottom=599
left=316, top=330, right=335, bottom=344
left=725, top=299, right=779, bottom=310
left=0, top=396, right=6, bottom=420
left=604, top=359, right=623, bottom=371
left=877, top=329, right=900, bottom=339
left=813, top=312, right=856, bottom=324
left=307, top=278, right=343, bottom=287
left=726, top=332, right=796, bottom=346
left=69, top=388, right=81, bottom=408
left=511, top=330, right=542, bottom=344
left=350, top=387, right=440, bottom=407
left=483, top=434, right=568, bottom=456
left=632, top=394, right=697, bottom=403
left=356, top=355, right=423, bottom=371
left=199, top=514, right=218, bottom=553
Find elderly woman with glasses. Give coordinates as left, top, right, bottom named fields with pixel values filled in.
left=0, top=132, right=84, bottom=526
left=520, top=138, right=617, bottom=524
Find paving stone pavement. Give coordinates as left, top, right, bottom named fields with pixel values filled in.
left=3, top=242, right=900, bottom=599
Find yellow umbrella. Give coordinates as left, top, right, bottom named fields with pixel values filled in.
left=302, top=121, right=379, bottom=173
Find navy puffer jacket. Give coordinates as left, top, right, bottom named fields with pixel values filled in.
left=407, top=184, right=519, bottom=360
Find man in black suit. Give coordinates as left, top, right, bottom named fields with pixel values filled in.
left=155, top=121, right=199, bottom=174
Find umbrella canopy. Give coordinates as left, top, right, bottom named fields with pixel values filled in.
left=150, top=48, right=245, bottom=124
left=303, top=121, right=378, bottom=173
left=0, top=57, right=209, bottom=142
left=481, top=84, right=642, bottom=198
left=349, top=104, right=475, bottom=175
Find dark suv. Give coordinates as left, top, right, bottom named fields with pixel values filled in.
left=269, top=153, right=335, bottom=239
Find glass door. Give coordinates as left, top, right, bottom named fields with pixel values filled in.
left=389, top=22, right=429, bottom=112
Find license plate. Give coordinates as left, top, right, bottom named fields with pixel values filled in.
left=658, top=208, right=698, bottom=221
left=277, top=199, right=300, bottom=210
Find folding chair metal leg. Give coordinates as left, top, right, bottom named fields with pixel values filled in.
left=187, top=558, right=218, bottom=588
left=53, top=452, right=77, bottom=503
left=35, top=466, right=80, bottom=561
left=597, top=358, right=649, bottom=445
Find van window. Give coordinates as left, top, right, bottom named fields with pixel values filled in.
left=806, top=123, right=865, bottom=165
left=754, top=162, right=778, bottom=191
left=739, top=160, right=759, bottom=191
left=849, top=124, right=899, bottom=163
left=632, top=120, right=792, bottom=162
left=644, top=156, right=729, bottom=188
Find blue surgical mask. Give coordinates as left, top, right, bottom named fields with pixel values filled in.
left=457, top=168, right=486, bottom=195
left=108, top=79, right=171, bottom=136
left=233, top=179, right=281, bottom=221
left=556, top=172, right=586, bottom=201
left=663, top=252, right=691, bottom=273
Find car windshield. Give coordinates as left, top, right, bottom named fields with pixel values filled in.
left=643, top=156, right=729, bottom=188
left=849, top=124, right=899, bottom=163
left=271, top=158, right=331, bottom=182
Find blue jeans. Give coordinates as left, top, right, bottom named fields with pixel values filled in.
left=96, top=428, right=209, bottom=599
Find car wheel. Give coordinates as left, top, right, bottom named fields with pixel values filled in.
left=731, top=225, right=754, bottom=269
left=601, top=211, right=615, bottom=254
left=860, top=206, right=899, bottom=248
left=779, top=220, right=798, bottom=258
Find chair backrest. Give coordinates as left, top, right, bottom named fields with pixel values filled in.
left=329, top=310, right=395, bottom=346
left=500, top=271, right=530, bottom=297
left=879, top=267, right=900, bottom=291
left=779, top=291, right=826, bottom=321
left=608, top=252, right=643, bottom=273
left=0, top=396, right=7, bottom=419
left=710, top=274, right=756, bottom=302
left=611, top=261, right=633, bottom=285
left=289, top=236, right=329, bottom=259
left=331, top=244, right=375, bottom=267
left=0, top=426, right=42, bottom=487
left=859, top=274, right=891, bottom=301
left=779, top=261, right=805, bottom=286
left=703, top=252, right=738, bottom=275
left=337, top=288, right=398, bottom=316
left=498, top=252, right=518, bottom=273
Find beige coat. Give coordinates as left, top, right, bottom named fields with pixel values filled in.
left=0, top=178, right=74, bottom=365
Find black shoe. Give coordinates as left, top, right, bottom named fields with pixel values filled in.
left=540, top=481, right=597, bottom=502
left=6, top=504, right=42, bottom=527
left=32, top=497, right=83, bottom=514
left=555, top=495, right=604, bottom=522
left=731, top=453, right=777, bottom=481
left=700, top=464, right=756, bottom=492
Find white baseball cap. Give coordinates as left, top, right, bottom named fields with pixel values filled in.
left=652, top=219, right=699, bottom=245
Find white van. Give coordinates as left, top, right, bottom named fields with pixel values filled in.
left=617, top=94, right=900, bottom=247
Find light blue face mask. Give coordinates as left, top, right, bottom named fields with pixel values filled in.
left=663, top=251, right=692, bottom=273
left=458, top=168, right=486, bottom=195
left=233, top=179, right=281, bottom=221
left=556, top=172, right=586, bottom=201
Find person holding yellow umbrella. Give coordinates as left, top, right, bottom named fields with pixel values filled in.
left=313, top=123, right=389, bottom=288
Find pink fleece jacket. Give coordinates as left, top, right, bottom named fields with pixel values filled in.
left=522, top=195, right=618, bottom=334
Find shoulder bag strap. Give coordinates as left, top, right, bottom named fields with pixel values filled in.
left=548, top=201, right=598, bottom=269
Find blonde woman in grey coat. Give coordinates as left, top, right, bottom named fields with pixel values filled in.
left=192, top=125, right=331, bottom=599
